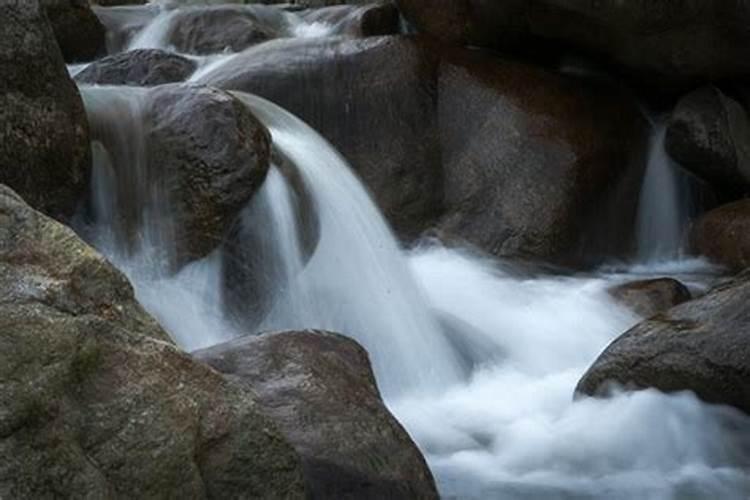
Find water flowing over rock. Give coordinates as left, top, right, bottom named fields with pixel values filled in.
left=194, top=330, right=439, bottom=500
left=0, top=184, right=307, bottom=498
left=299, top=3, right=400, bottom=37
left=437, top=49, right=647, bottom=264
left=691, top=200, right=750, bottom=271
left=41, top=0, right=106, bottom=62
left=666, top=87, right=750, bottom=192
left=195, top=36, right=443, bottom=240
left=75, top=49, right=197, bottom=86
left=398, top=0, right=750, bottom=86
left=609, top=278, right=692, bottom=318
left=578, top=271, right=750, bottom=415
left=0, top=0, right=90, bottom=221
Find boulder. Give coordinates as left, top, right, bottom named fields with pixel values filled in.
left=397, top=0, right=750, bottom=86
left=665, top=87, right=750, bottom=191
left=608, top=278, right=692, bottom=318
left=0, top=184, right=307, bottom=498
left=690, top=199, right=750, bottom=271
left=75, top=49, right=197, bottom=86
left=0, top=0, right=90, bottom=221
left=41, top=0, right=106, bottom=62
left=84, top=83, right=271, bottom=269
left=300, top=3, right=400, bottom=37
left=196, top=35, right=443, bottom=240
left=577, top=270, right=750, bottom=414
left=194, top=330, right=440, bottom=500
left=437, top=49, right=647, bottom=264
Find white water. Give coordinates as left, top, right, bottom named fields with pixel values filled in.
left=78, top=86, right=750, bottom=498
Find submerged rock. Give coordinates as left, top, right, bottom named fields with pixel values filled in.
left=437, top=49, right=647, bottom=264
left=666, top=87, right=750, bottom=191
left=577, top=271, right=750, bottom=415
left=0, top=185, right=307, bottom=498
left=0, top=0, right=90, bottom=221
left=609, top=278, right=692, bottom=318
left=41, top=0, right=106, bottom=62
left=196, top=35, right=443, bottom=240
left=194, top=330, right=439, bottom=500
left=75, top=49, right=197, bottom=86
left=691, top=199, right=750, bottom=271
left=398, top=0, right=750, bottom=86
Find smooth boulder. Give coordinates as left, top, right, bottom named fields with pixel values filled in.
left=196, top=36, right=443, bottom=240
left=609, top=278, right=692, bottom=318
left=41, top=0, right=106, bottom=62
left=0, top=184, right=307, bottom=498
left=666, top=86, right=750, bottom=191
left=75, top=49, right=197, bottom=86
left=691, top=199, right=750, bottom=271
left=194, top=330, right=439, bottom=500
left=0, top=0, right=90, bottom=221
left=577, top=271, right=750, bottom=415
left=437, top=49, right=647, bottom=264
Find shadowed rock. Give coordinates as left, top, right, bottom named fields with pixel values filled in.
left=691, top=199, right=750, bottom=271
left=609, top=278, right=691, bottom=318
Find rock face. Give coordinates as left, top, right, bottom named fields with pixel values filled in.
left=0, top=0, right=90, bottom=221
left=194, top=330, right=439, bottom=500
left=398, top=0, right=750, bottom=86
left=75, top=49, right=197, bottom=86
left=666, top=87, right=750, bottom=191
left=166, top=5, right=283, bottom=55
left=196, top=36, right=443, bottom=240
left=691, top=200, right=750, bottom=271
left=609, top=278, right=692, bottom=318
left=0, top=185, right=307, bottom=498
left=577, top=271, right=750, bottom=415
left=437, top=49, right=647, bottom=264
left=41, top=0, right=106, bottom=62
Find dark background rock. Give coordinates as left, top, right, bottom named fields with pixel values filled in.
left=0, top=184, right=308, bottom=498
left=437, top=48, right=648, bottom=265
left=578, top=271, right=750, bottom=415
left=691, top=199, right=750, bottom=271
left=609, top=278, right=692, bottom=318
left=0, top=0, right=91, bottom=222
left=197, top=35, right=443, bottom=241
left=194, top=330, right=439, bottom=500
left=75, top=49, right=197, bottom=86
left=42, top=0, right=106, bottom=62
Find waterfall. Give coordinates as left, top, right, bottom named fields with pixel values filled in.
left=636, top=122, right=693, bottom=262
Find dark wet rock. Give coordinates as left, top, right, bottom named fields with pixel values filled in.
left=398, top=0, right=750, bottom=86
left=194, top=330, right=439, bottom=500
left=41, top=0, right=106, bottom=62
left=0, top=184, right=308, bottom=498
left=197, top=35, right=443, bottom=240
left=577, top=270, right=750, bottom=415
left=0, top=0, right=90, bottom=221
left=609, top=278, right=692, bottom=318
left=437, top=49, right=647, bottom=264
left=166, top=5, right=283, bottom=55
left=92, top=0, right=146, bottom=5
left=301, top=3, right=400, bottom=37
left=691, top=199, right=750, bottom=271
left=666, top=87, right=750, bottom=191
left=75, top=49, right=197, bottom=86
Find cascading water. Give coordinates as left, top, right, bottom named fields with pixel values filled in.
left=77, top=84, right=750, bottom=499
left=636, top=121, right=694, bottom=262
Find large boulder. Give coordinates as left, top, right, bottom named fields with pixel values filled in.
left=0, top=184, right=307, bottom=498
left=75, top=49, right=197, bottom=86
left=690, top=199, right=750, bottom=271
left=437, top=49, right=647, bottom=264
left=577, top=270, right=750, bottom=415
left=608, top=278, right=692, bottom=318
left=397, top=0, right=750, bottom=86
left=196, top=36, right=443, bottom=240
left=84, top=83, right=271, bottom=269
left=0, top=0, right=91, bottom=222
left=41, top=0, right=106, bottom=62
left=665, top=86, right=750, bottom=191
left=194, top=330, right=439, bottom=500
